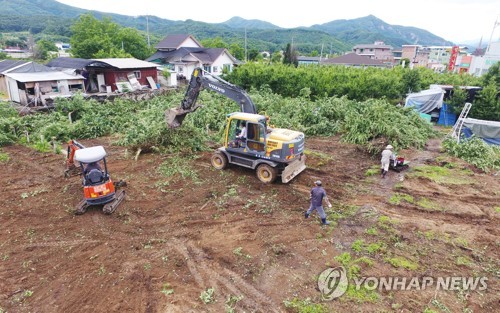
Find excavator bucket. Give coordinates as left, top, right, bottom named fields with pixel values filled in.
left=165, top=104, right=203, bottom=129
left=64, top=164, right=82, bottom=178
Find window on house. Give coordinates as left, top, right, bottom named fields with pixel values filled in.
left=134, top=71, right=141, bottom=79
left=213, top=66, right=218, bottom=73
left=203, top=65, right=211, bottom=73
left=177, top=66, right=184, bottom=73
left=223, top=64, right=231, bottom=73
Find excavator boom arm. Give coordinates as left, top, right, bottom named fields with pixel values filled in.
left=166, top=68, right=256, bottom=128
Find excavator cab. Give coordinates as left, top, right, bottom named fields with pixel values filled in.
left=74, top=146, right=125, bottom=215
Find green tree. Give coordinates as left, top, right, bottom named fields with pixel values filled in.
left=481, top=61, right=500, bottom=89
left=200, top=37, right=227, bottom=48
left=33, top=39, right=58, bottom=60
left=470, top=79, right=500, bottom=121
left=229, top=43, right=244, bottom=61
left=448, top=86, right=468, bottom=114
left=0, top=51, right=8, bottom=60
left=70, top=14, right=150, bottom=59
left=283, top=43, right=298, bottom=67
left=115, top=28, right=151, bottom=60
left=247, top=48, right=260, bottom=61
left=401, top=69, right=421, bottom=94
left=271, top=51, right=282, bottom=63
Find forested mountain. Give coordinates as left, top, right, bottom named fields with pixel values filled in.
left=310, top=15, right=452, bottom=47
left=0, top=0, right=453, bottom=54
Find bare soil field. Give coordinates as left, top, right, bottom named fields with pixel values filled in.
left=0, top=135, right=498, bottom=312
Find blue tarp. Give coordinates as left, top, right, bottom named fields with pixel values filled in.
left=462, top=127, right=500, bottom=145
left=437, top=103, right=457, bottom=126
left=405, top=88, right=444, bottom=113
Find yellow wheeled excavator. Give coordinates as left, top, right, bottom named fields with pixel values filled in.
left=165, top=68, right=306, bottom=183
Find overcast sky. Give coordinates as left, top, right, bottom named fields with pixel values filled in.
left=56, top=0, right=499, bottom=43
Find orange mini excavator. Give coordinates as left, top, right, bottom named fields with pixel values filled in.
left=65, top=140, right=126, bottom=215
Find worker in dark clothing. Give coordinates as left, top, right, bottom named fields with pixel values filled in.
left=84, top=162, right=102, bottom=175
left=305, top=180, right=332, bottom=225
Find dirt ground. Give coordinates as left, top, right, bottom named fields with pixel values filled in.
left=0, top=135, right=498, bottom=312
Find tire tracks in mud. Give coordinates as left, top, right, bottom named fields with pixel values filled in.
left=170, top=238, right=280, bottom=312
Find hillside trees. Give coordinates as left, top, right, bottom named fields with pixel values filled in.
left=70, top=14, right=151, bottom=59
left=283, top=43, right=298, bottom=67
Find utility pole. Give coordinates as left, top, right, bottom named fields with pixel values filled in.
left=486, top=15, right=499, bottom=53
left=146, top=16, right=151, bottom=48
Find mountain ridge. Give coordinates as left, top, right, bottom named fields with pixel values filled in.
left=0, top=0, right=455, bottom=53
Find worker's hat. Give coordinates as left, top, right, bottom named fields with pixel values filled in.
left=386, top=145, right=393, bottom=150
left=315, top=180, right=322, bottom=186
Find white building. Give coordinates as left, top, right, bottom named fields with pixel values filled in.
left=470, top=41, right=500, bottom=76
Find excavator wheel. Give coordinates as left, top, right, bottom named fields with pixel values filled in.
left=256, top=164, right=277, bottom=184
left=211, top=152, right=228, bottom=170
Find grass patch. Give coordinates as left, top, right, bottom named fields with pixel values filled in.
left=351, top=239, right=364, bottom=252
left=200, top=287, right=215, bottom=304
left=0, top=150, right=9, bottom=163
left=342, top=284, right=379, bottom=304
left=303, top=149, right=334, bottom=161
left=158, top=155, right=199, bottom=182
left=364, top=165, right=380, bottom=177
left=365, top=242, right=385, bottom=254
left=495, top=207, right=500, bottom=213
left=408, top=165, right=473, bottom=185
left=456, top=256, right=472, bottom=267
left=389, top=193, right=414, bottom=205
left=283, top=297, right=327, bottom=313
left=386, top=256, right=418, bottom=270
left=416, top=197, right=444, bottom=211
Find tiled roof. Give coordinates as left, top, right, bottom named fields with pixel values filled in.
left=0, top=60, right=28, bottom=73
left=47, top=57, right=98, bottom=69
left=7, top=62, right=56, bottom=73
left=155, top=34, right=201, bottom=50
left=146, top=47, right=229, bottom=64
left=93, top=58, right=159, bottom=69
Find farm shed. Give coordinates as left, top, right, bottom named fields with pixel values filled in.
left=47, top=57, right=112, bottom=93
left=48, top=57, right=159, bottom=93
left=90, top=58, right=159, bottom=92
left=4, top=71, right=84, bottom=106
left=0, top=60, right=29, bottom=95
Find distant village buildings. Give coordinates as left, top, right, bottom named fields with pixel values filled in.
left=299, top=40, right=499, bottom=76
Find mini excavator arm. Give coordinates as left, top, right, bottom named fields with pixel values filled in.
left=64, top=139, right=85, bottom=177
left=166, top=68, right=257, bottom=128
